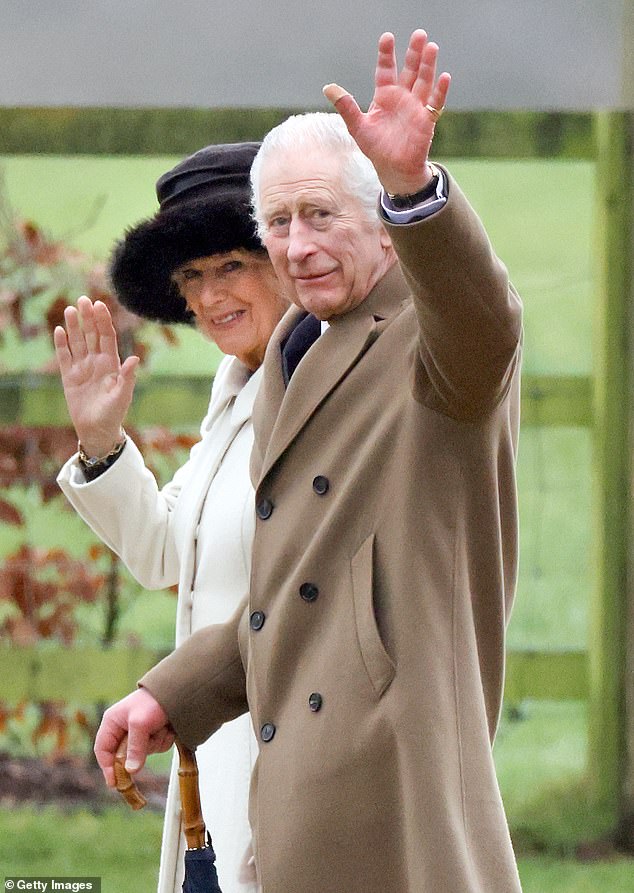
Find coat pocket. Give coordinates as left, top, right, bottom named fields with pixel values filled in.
left=351, top=533, right=396, bottom=697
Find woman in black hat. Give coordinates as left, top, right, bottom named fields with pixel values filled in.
left=55, top=142, right=288, bottom=893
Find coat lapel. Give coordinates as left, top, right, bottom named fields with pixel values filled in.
left=252, top=264, right=410, bottom=484
left=177, top=358, right=261, bottom=629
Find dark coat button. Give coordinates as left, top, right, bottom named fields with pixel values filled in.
left=312, top=475, right=329, bottom=495
left=260, top=722, right=276, bottom=742
left=299, top=582, right=319, bottom=602
left=256, top=497, right=274, bottom=520
left=250, top=611, right=266, bottom=631
left=308, top=692, right=323, bottom=712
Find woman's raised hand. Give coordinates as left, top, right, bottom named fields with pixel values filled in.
left=54, top=296, right=139, bottom=457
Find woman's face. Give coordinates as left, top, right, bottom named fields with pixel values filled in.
left=172, top=249, right=288, bottom=370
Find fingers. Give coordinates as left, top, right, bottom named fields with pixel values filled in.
left=61, top=296, right=124, bottom=370
left=429, top=71, right=452, bottom=113
left=323, top=83, right=350, bottom=105
left=124, top=724, right=151, bottom=774
left=150, top=727, right=176, bottom=753
left=399, top=29, right=428, bottom=91
left=119, top=355, right=140, bottom=406
left=121, top=354, right=140, bottom=380
left=93, top=299, right=120, bottom=364
left=124, top=691, right=171, bottom=771
left=94, top=689, right=171, bottom=787
left=322, top=84, right=363, bottom=133
left=53, top=325, right=72, bottom=376
left=63, top=296, right=100, bottom=360
left=94, top=712, right=127, bottom=787
left=93, top=299, right=117, bottom=336
left=397, top=30, right=452, bottom=112
left=77, top=295, right=100, bottom=355
left=375, top=31, right=398, bottom=88
left=94, top=710, right=148, bottom=783
left=411, top=39, right=440, bottom=104
left=63, top=303, right=89, bottom=363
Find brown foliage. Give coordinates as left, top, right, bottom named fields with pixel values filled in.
left=0, top=497, right=23, bottom=525
left=0, top=178, right=194, bottom=755
left=0, top=425, right=78, bottom=492
left=0, top=174, right=179, bottom=365
left=0, top=544, right=104, bottom=645
left=140, top=426, right=199, bottom=455
left=0, top=701, right=101, bottom=760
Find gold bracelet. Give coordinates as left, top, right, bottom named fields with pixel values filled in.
left=78, top=430, right=127, bottom=469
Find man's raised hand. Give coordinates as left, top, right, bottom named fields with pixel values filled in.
left=324, top=29, right=451, bottom=196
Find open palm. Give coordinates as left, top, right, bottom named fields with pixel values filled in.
left=324, top=30, right=451, bottom=196
left=54, top=296, right=139, bottom=456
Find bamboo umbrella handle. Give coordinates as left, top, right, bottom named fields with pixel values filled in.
left=175, top=739, right=207, bottom=849
left=113, top=735, right=147, bottom=810
left=113, top=736, right=206, bottom=848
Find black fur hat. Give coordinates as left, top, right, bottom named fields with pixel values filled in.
left=109, top=142, right=262, bottom=324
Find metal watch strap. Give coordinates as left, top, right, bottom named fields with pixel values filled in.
left=78, top=431, right=127, bottom=482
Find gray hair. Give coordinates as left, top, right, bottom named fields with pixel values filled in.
left=250, top=112, right=382, bottom=236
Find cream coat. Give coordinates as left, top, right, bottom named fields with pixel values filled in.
left=141, top=174, right=524, bottom=892
left=58, top=355, right=261, bottom=893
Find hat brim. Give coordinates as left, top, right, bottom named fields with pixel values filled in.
left=109, top=197, right=263, bottom=324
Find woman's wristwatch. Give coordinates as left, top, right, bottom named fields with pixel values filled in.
left=78, top=430, right=127, bottom=481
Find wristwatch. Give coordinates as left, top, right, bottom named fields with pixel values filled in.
left=78, top=430, right=127, bottom=481
left=387, top=163, right=440, bottom=210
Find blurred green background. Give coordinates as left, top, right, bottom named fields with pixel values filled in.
left=0, top=152, right=595, bottom=651
left=1, top=149, right=629, bottom=892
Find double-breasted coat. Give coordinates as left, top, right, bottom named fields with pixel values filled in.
left=58, top=356, right=261, bottom=893
left=141, top=173, right=524, bottom=893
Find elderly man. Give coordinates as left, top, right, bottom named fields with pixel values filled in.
left=96, top=29, right=523, bottom=893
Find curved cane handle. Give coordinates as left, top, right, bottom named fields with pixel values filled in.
left=113, top=735, right=147, bottom=810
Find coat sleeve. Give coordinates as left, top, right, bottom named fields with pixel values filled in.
left=139, top=597, right=249, bottom=749
left=56, top=372, right=224, bottom=591
left=57, top=438, right=184, bottom=589
left=384, top=169, right=523, bottom=421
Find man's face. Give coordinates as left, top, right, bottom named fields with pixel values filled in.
left=258, top=148, right=393, bottom=320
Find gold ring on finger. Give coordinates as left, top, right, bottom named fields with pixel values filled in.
left=425, top=104, right=445, bottom=121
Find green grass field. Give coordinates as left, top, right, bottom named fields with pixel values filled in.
left=0, top=154, right=617, bottom=888
left=2, top=805, right=633, bottom=893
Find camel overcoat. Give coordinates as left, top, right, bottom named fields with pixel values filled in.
left=141, top=172, right=523, bottom=893
left=58, top=356, right=260, bottom=893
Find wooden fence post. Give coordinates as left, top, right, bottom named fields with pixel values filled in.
left=625, top=111, right=634, bottom=830
left=590, top=110, right=633, bottom=825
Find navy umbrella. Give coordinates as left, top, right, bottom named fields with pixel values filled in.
left=114, top=736, right=222, bottom=893
left=180, top=836, right=221, bottom=893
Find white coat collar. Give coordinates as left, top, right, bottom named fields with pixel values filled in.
left=207, top=355, right=263, bottom=430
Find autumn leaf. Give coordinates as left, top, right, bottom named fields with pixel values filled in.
left=88, top=543, right=106, bottom=561
left=44, top=294, right=69, bottom=335
left=0, top=497, right=24, bottom=526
